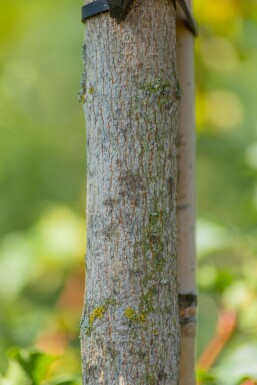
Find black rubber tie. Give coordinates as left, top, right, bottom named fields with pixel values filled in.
left=82, top=0, right=109, bottom=22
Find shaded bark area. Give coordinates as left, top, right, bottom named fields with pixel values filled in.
left=80, top=1, right=181, bottom=384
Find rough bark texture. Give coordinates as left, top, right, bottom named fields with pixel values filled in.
left=176, top=2, right=197, bottom=384
left=80, top=1, right=181, bottom=384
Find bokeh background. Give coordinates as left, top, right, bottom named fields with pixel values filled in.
left=1, top=0, right=257, bottom=384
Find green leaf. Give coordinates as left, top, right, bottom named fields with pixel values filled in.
left=7, top=348, right=56, bottom=384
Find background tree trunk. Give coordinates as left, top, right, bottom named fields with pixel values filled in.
left=80, top=1, right=181, bottom=384
left=176, top=2, right=197, bottom=385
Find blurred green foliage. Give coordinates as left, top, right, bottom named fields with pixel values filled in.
left=1, top=347, right=81, bottom=385
left=0, top=0, right=85, bottom=237
left=1, top=0, right=257, bottom=384
left=0, top=0, right=85, bottom=382
left=195, top=1, right=257, bottom=383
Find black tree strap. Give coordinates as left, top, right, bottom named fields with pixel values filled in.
left=82, top=0, right=109, bottom=23
left=176, top=0, right=198, bottom=36
left=82, top=0, right=198, bottom=36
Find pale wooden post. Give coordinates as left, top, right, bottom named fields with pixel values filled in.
left=176, top=2, right=197, bottom=385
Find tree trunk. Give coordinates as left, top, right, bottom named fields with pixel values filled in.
left=176, top=2, right=197, bottom=385
left=80, top=1, right=181, bottom=384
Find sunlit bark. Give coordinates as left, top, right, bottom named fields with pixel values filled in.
left=80, top=1, right=181, bottom=384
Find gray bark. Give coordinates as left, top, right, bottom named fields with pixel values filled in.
left=80, top=1, right=181, bottom=384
